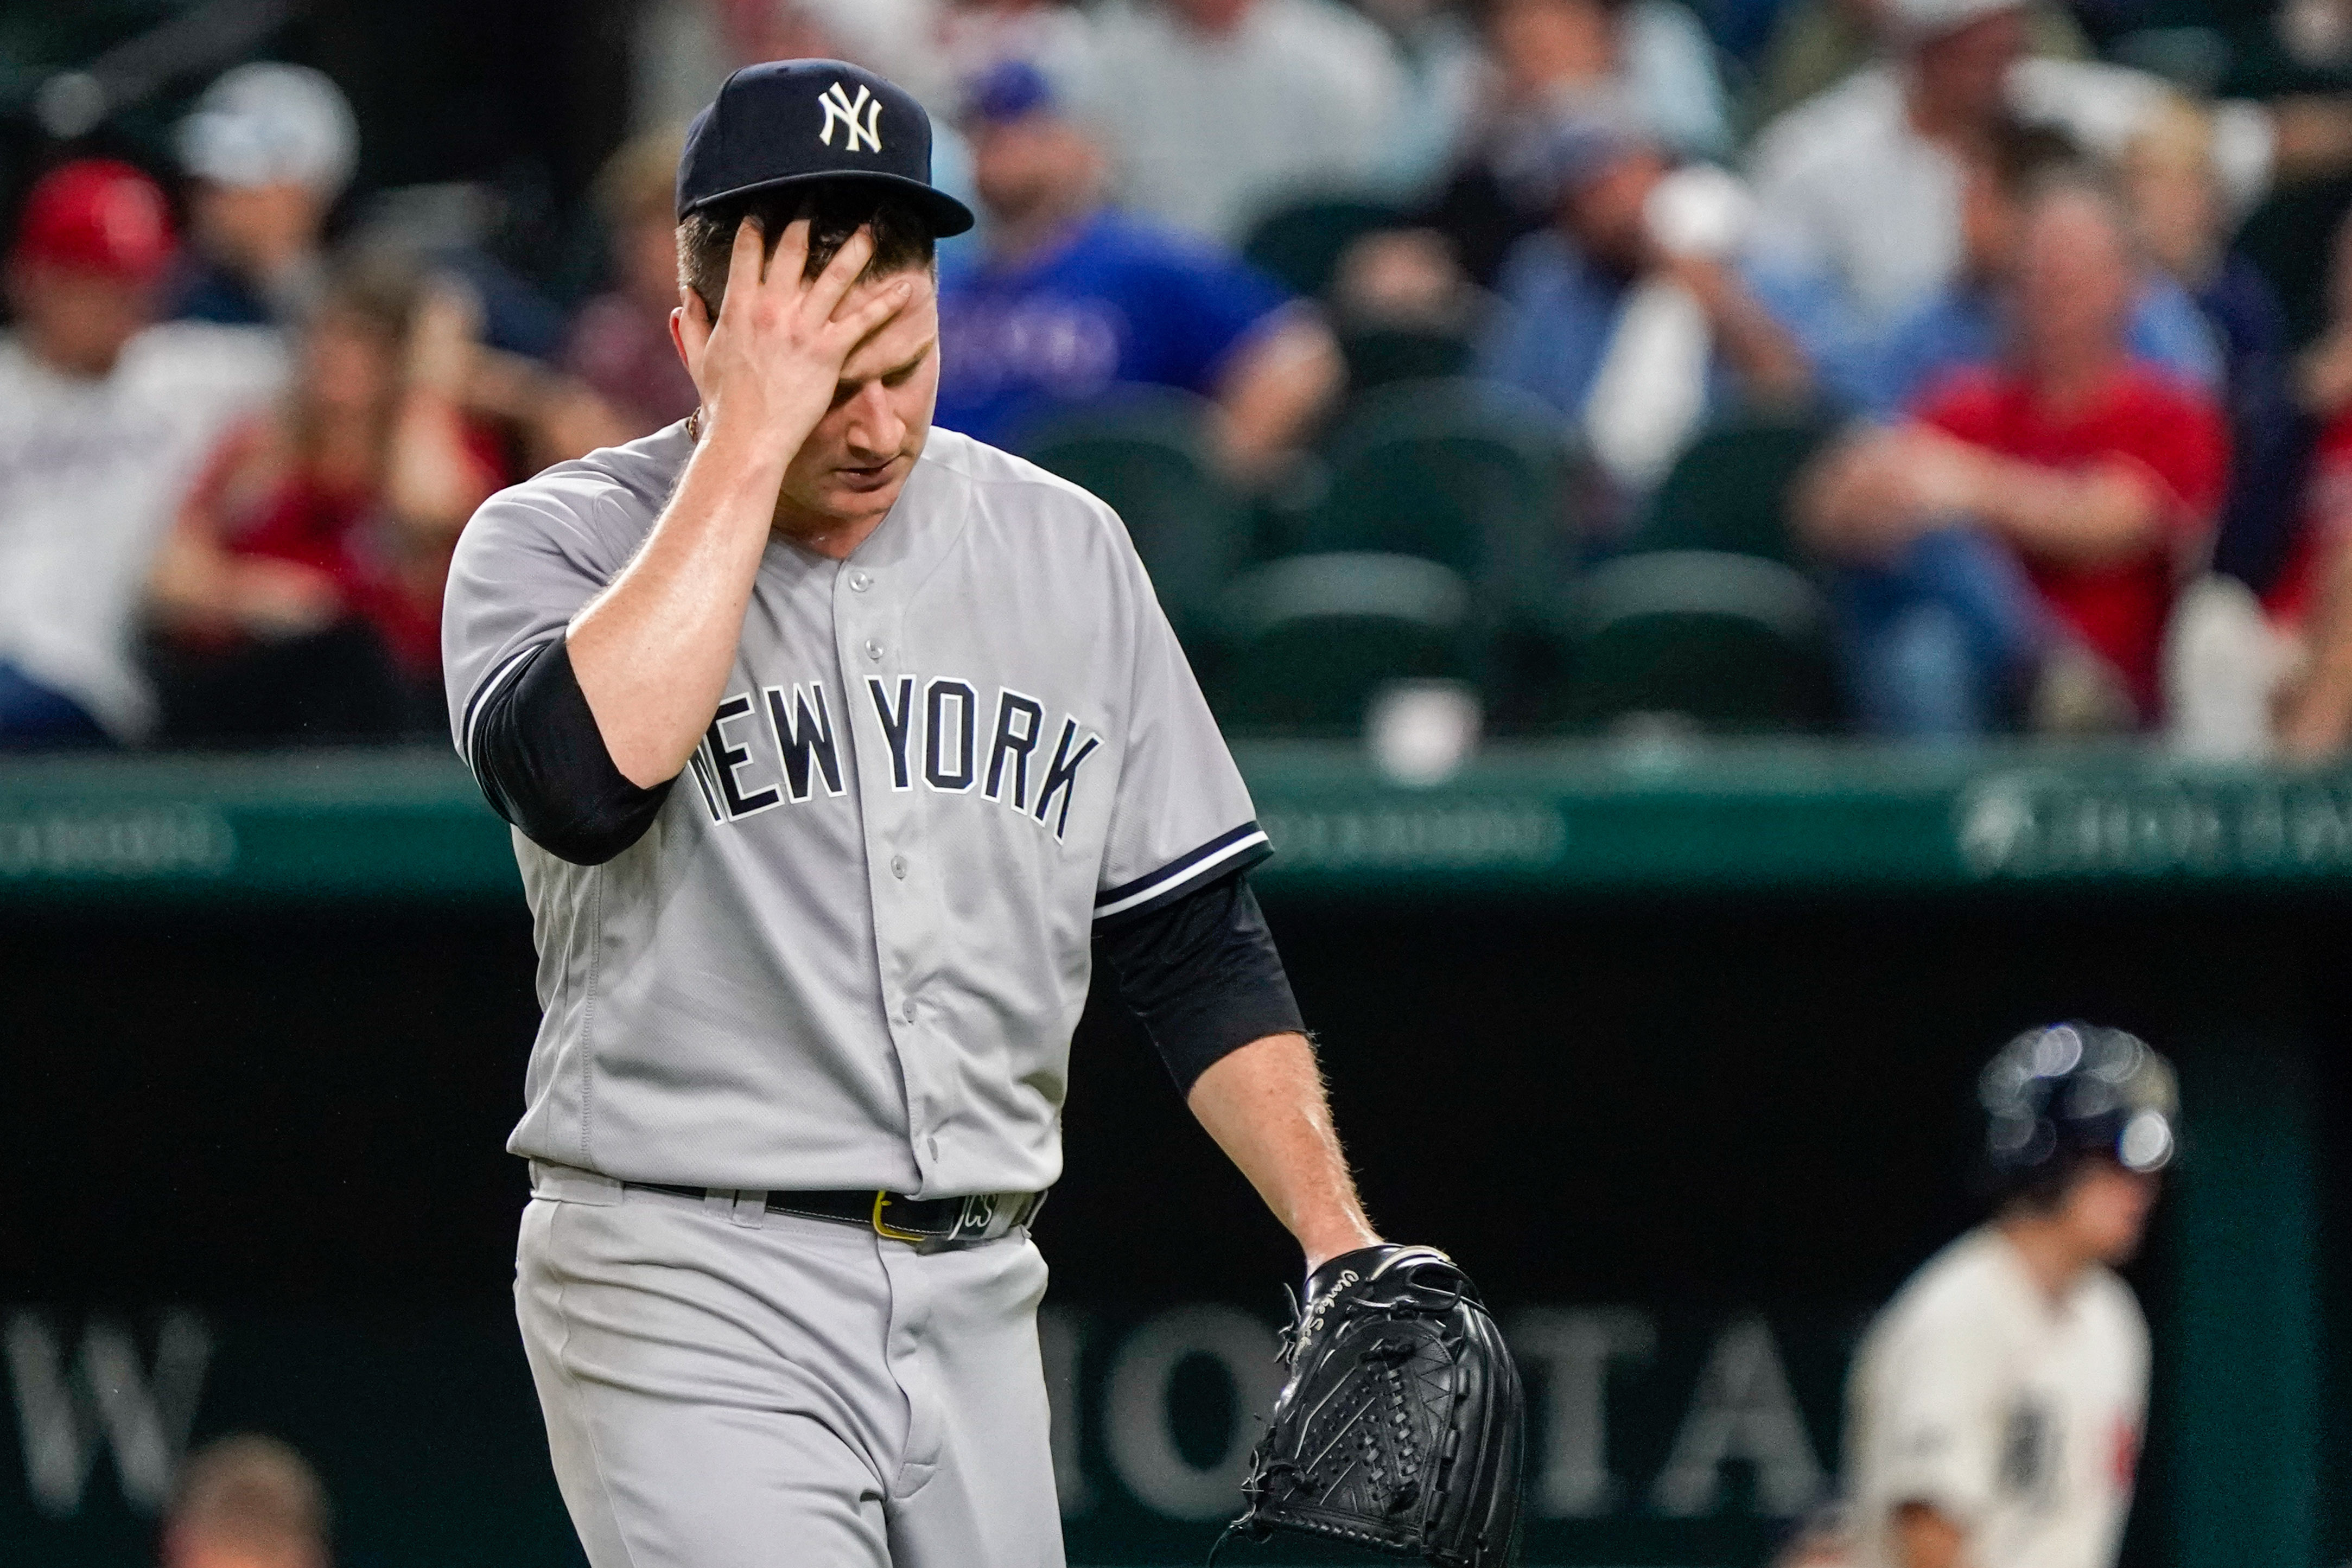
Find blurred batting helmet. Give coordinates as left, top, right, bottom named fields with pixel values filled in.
left=1980, top=1023, right=2178, bottom=1198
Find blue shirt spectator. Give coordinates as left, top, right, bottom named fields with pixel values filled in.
left=1476, top=226, right=1867, bottom=423
left=1470, top=99, right=1866, bottom=506
left=934, top=58, right=1340, bottom=473
left=936, top=208, right=1297, bottom=449
left=1867, top=275, right=2222, bottom=419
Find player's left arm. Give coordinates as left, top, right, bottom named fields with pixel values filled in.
left=1092, top=870, right=1377, bottom=1272
left=1185, top=1030, right=1380, bottom=1272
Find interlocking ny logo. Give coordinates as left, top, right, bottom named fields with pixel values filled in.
left=818, top=82, right=883, bottom=153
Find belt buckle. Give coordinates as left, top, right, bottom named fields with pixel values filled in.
left=870, top=1191, right=927, bottom=1243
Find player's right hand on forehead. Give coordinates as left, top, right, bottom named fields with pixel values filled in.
left=681, top=215, right=914, bottom=452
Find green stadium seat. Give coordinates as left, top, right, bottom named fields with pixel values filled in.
left=1242, top=197, right=1406, bottom=298
left=1206, top=552, right=1474, bottom=735
left=1336, top=323, right=1473, bottom=396
left=1631, top=415, right=1838, bottom=565
left=1019, top=390, right=1250, bottom=640
left=1534, top=550, right=1839, bottom=733
left=1299, top=378, right=1573, bottom=610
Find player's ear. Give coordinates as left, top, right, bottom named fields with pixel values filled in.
left=672, top=294, right=711, bottom=384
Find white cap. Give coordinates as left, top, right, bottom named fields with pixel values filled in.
left=1886, top=0, right=2024, bottom=46
left=177, top=63, right=359, bottom=196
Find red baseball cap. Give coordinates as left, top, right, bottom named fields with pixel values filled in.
left=12, top=160, right=175, bottom=282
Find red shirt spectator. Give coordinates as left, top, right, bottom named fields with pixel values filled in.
left=1913, top=364, right=2227, bottom=711
left=149, top=255, right=507, bottom=737
left=180, top=411, right=505, bottom=678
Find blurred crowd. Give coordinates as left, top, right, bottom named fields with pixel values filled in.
left=12, top=0, right=2352, bottom=754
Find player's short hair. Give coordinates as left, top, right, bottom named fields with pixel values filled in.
left=1992, top=1149, right=2103, bottom=1215
left=676, top=182, right=935, bottom=320
left=168, top=1434, right=331, bottom=1556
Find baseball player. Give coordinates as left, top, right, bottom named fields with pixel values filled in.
left=442, top=59, right=1414, bottom=1568
left=1834, top=1023, right=2178, bottom=1568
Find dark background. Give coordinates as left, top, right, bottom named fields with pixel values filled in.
left=2, top=884, right=2342, bottom=1564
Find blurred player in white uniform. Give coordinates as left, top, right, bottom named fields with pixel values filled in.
left=1836, top=1023, right=2179, bottom=1568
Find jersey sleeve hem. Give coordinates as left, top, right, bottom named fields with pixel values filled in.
left=1095, top=821, right=1273, bottom=926
left=461, top=637, right=557, bottom=772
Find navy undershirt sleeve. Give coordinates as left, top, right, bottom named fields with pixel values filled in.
left=1094, top=871, right=1305, bottom=1095
left=469, top=637, right=673, bottom=865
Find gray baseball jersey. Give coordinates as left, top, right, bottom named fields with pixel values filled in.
left=443, top=420, right=1268, bottom=1197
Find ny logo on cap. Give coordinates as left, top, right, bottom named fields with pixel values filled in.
left=817, top=81, right=883, bottom=154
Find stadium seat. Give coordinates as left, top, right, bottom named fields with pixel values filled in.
left=1533, top=550, right=1840, bottom=732
left=1019, top=390, right=1250, bottom=640
left=1298, top=378, right=1573, bottom=610
left=1241, top=197, right=1406, bottom=298
left=1630, top=415, right=1838, bottom=565
left=1205, top=552, right=1474, bottom=735
left=1336, top=323, right=1473, bottom=397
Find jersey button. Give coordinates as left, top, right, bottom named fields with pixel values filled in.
left=890, top=855, right=908, bottom=879
left=848, top=570, right=873, bottom=592
left=863, top=639, right=885, bottom=661
left=901, top=998, right=918, bottom=1023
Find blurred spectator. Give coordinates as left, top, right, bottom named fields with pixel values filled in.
left=563, top=127, right=700, bottom=439
left=2124, top=100, right=2311, bottom=602
left=2250, top=210, right=2352, bottom=757
left=168, top=63, right=359, bottom=331
left=1747, top=0, right=2290, bottom=330
left=1868, top=120, right=2220, bottom=419
left=1801, top=179, right=2227, bottom=735
left=939, top=0, right=1102, bottom=88
left=1329, top=224, right=1486, bottom=334
left=793, top=0, right=963, bottom=108
left=935, top=60, right=1342, bottom=478
left=1355, top=0, right=1490, bottom=200
left=1421, top=0, right=1734, bottom=287
left=162, top=1434, right=329, bottom=1568
left=148, top=256, right=507, bottom=741
left=1751, top=0, right=2036, bottom=327
left=0, top=160, right=283, bottom=748
left=1089, top=0, right=1407, bottom=244
left=1474, top=102, right=1852, bottom=503
left=1749, top=0, right=2090, bottom=130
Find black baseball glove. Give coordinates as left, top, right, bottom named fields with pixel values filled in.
left=1223, top=1245, right=1523, bottom=1566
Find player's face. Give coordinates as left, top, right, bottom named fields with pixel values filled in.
left=2057, top=1159, right=2159, bottom=1264
left=774, top=264, right=940, bottom=537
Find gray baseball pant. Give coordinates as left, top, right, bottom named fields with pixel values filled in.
left=516, top=1162, right=1065, bottom=1568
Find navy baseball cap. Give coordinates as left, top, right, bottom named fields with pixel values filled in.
left=676, top=58, right=976, bottom=237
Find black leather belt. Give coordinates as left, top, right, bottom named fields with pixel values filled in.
left=622, top=1183, right=1046, bottom=1243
